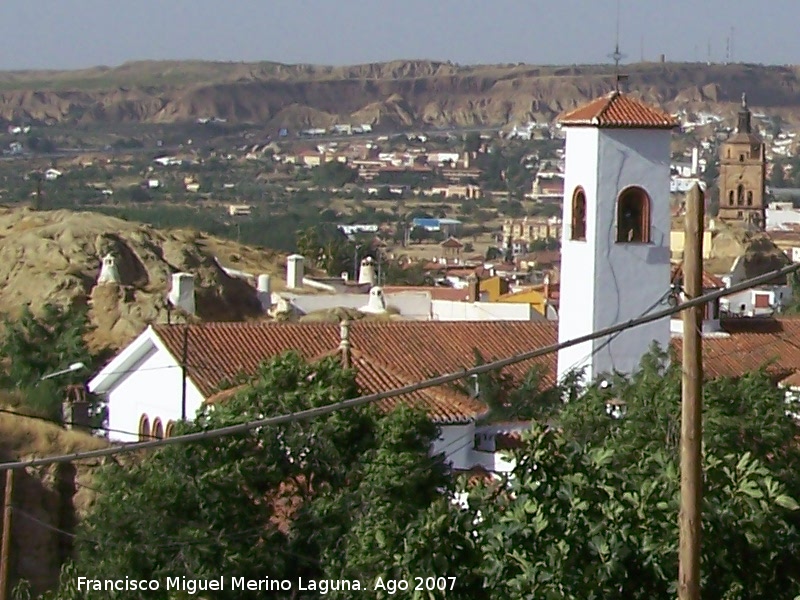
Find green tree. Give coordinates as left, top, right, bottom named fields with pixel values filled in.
left=380, top=257, right=435, bottom=286
left=463, top=131, right=481, bottom=154
left=476, top=350, right=800, bottom=599
left=73, top=352, right=471, bottom=599
left=771, top=159, right=787, bottom=188
left=311, top=162, right=357, bottom=188
left=0, top=303, right=98, bottom=420
left=409, top=226, right=429, bottom=244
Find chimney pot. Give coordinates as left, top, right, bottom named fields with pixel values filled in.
left=257, top=274, right=271, bottom=311
left=286, top=254, right=305, bottom=289
left=168, top=272, right=196, bottom=315
left=339, top=319, right=351, bottom=368
left=467, top=274, right=480, bottom=303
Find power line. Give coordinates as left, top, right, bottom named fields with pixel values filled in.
left=1, top=262, right=798, bottom=472
left=0, top=407, right=154, bottom=440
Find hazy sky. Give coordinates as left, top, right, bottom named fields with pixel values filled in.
left=1, top=0, right=797, bottom=70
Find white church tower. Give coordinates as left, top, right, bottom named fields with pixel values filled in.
left=556, top=91, right=676, bottom=384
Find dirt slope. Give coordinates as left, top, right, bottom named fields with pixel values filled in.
left=0, top=61, right=798, bottom=128
left=0, top=207, right=289, bottom=350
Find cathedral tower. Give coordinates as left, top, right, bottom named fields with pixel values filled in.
left=717, top=93, right=766, bottom=229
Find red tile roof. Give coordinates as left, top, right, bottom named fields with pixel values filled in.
left=441, top=237, right=464, bottom=249
left=676, top=318, right=800, bottom=381
left=153, top=317, right=800, bottom=421
left=558, top=91, right=678, bottom=129
left=205, top=348, right=486, bottom=423
left=153, top=321, right=558, bottom=422
left=670, top=263, right=726, bottom=290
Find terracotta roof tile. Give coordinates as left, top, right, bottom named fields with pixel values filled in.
left=671, top=263, right=726, bottom=290
left=675, top=318, right=800, bottom=380
left=558, top=91, right=677, bottom=129
left=153, top=321, right=558, bottom=422
left=441, top=237, right=464, bottom=249
left=153, top=318, right=800, bottom=420
left=205, top=350, right=487, bottom=423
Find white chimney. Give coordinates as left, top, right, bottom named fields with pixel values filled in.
left=286, top=254, right=304, bottom=289
left=360, top=286, right=388, bottom=314
left=358, top=257, right=377, bottom=286
left=97, top=253, right=121, bottom=285
left=168, top=273, right=195, bottom=315
left=691, top=147, right=699, bottom=176
left=256, top=274, right=271, bottom=312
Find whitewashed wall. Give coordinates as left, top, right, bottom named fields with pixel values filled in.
left=431, top=300, right=537, bottom=321
left=105, top=345, right=204, bottom=442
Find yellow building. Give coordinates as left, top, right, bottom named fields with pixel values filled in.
left=670, top=230, right=713, bottom=259
left=502, top=217, right=562, bottom=243
left=496, top=279, right=558, bottom=318
left=479, top=276, right=510, bottom=302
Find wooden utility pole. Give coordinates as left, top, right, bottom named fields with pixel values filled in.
left=678, top=183, right=705, bottom=599
left=0, top=469, right=15, bottom=600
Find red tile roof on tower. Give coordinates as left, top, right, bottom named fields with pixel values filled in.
left=558, top=91, right=678, bottom=129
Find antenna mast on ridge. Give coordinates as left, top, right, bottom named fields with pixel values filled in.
left=608, top=0, right=628, bottom=91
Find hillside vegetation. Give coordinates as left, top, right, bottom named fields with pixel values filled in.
left=0, top=60, right=798, bottom=128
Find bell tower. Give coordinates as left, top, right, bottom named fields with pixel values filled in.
left=717, top=93, right=766, bottom=229
left=556, top=91, right=676, bottom=384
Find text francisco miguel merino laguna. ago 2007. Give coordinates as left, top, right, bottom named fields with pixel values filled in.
left=76, top=575, right=459, bottom=594
left=77, top=576, right=365, bottom=594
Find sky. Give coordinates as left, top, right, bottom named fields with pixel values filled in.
left=0, top=0, right=798, bottom=71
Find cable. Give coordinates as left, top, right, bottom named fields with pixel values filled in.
left=0, top=407, right=155, bottom=440
left=560, top=286, right=676, bottom=378
left=1, top=261, right=798, bottom=472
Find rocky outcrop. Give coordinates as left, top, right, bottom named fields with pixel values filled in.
left=0, top=207, right=287, bottom=351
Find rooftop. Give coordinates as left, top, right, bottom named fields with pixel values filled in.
left=150, top=318, right=800, bottom=419
left=558, top=91, right=678, bottom=130
left=152, top=321, right=558, bottom=423
left=670, top=263, right=726, bottom=290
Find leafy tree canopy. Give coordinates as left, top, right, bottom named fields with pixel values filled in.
left=0, top=303, right=100, bottom=421
left=27, top=348, right=800, bottom=599
left=71, top=352, right=474, bottom=599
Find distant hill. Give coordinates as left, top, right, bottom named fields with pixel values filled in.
left=0, top=60, right=798, bottom=128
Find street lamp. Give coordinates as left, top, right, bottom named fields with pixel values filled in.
left=605, top=397, right=627, bottom=420
left=599, top=380, right=627, bottom=419
left=40, top=362, right=86, bottom=381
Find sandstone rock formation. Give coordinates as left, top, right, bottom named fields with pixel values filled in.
left=0, top=207, right=289, bottom=350
left=0, top=60, right=799, bottom=128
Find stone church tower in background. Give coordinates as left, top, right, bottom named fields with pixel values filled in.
left=717, top=93, right=766, bottom=229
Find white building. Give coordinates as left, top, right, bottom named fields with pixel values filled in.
left=87, top=320, right=559, bottom=473
left=556, top=91, right=676, bottom=384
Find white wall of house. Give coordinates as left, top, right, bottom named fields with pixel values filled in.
left=282, top=291, right=432, bottom=320
left=431, top=300, right=538, bottom=321
left=104, top=345, right=204, bottom=443
left=766, top=207, right=800, bottom=231
left=720, top=285, right=792, bottom=317
left=432, top=423, right=474, bottom=470
left=468, top=449, right=516, bottom=473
